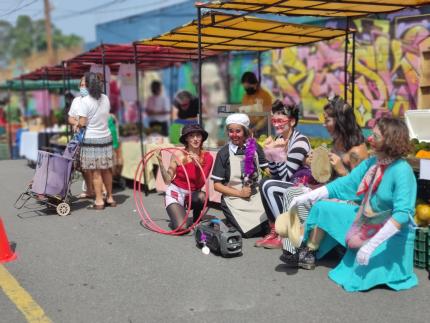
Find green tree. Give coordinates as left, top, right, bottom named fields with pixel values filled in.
left=1, top=15, right=83, bottom=65
left=0, top=20, right=12, bottom=66
left=9, top=15, right=34, bottom=60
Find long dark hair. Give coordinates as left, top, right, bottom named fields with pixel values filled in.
left=84, top=72, right=102, bottom=100
left=324, top=95, right=364, bottom=151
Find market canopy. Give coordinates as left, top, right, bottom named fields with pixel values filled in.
left=14, top=44, right=219, bottom=83
left=0, top=79, right=79, bottom=91
left=138, top=12, right=347, bottom=51
left=18, top=65, right=89, bottom=81
left=67, top=44, right=217, bottom=70
left=198, top=0, right=430, bottom=17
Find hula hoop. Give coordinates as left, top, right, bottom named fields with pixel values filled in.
left=133, top=147, right=209, bottom=235
left=134, top=148, right=192, bottom=234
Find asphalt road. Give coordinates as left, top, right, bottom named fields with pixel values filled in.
left=0, top=160, right=429, bottom=323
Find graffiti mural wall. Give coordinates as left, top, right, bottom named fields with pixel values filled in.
left=268, top=13, right=430, bottom=128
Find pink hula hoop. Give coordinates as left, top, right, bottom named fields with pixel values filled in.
left=133, top=147, right=209, bottom=235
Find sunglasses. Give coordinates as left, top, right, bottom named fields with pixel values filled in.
left=271, top=117, right=290, bottom=125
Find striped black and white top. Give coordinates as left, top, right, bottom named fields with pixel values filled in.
left=268, top=129, right=311, bottom=182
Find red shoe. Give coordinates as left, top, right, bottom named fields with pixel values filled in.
left=261, top=235, right=282, bottom=249
left=255, top=224, right=277, bottom=247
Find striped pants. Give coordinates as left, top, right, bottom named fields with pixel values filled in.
left=260, top=178, right=312, bottom=254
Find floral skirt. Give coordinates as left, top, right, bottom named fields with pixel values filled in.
left=80, top=135, right=113, bottom=170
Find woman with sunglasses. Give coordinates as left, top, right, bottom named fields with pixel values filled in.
left=277, top=96, right=368, bottom=262
left=257, top=100, right=311, bottom=249
left=288, top=117, right=417, bottom=292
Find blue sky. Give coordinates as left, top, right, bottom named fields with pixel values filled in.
left=0, top=0, right=186, bottom=42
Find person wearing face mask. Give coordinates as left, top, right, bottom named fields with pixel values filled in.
left=68, top=76, right=89, bottom=131
left=287, top=117, right=418, bottom=292
left=76, top=72, right=116, bottom=210
left=256, top=100, right=311, bottom=249
left=241, top=71, right=273, bottom=111
left=211, top=113, right=269, bottom=237
left=241, top=71, right=273, bottom=136
left=67, top=76, right=95, bottom=199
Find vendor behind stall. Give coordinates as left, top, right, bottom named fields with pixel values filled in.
left=240, top=71, right=273, bottom=136
left=172, top=90, right=199, bottom=124
left=211, top=113, right=268, bottom=237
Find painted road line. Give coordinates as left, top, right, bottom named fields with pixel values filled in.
left=0, top=265, right=52, bottom=323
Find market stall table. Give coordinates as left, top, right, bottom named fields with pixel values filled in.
left=121, top=138, right=174, bottom=190
left=19, top=130, right=64, bottom=162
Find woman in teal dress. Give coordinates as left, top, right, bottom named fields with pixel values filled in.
left=289, top=117, right=417, bottom=292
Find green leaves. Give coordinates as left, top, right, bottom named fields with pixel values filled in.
left=0, top=15, right=83, bottom=66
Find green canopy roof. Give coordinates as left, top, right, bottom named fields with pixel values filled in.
left=0, top=79, right=79, bottom=92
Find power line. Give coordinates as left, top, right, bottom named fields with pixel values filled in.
left=53, top=0, right=127, bottom=19
left=0, top=0, right=38, bottom=18
left=94, top=0, right=183, bottom=14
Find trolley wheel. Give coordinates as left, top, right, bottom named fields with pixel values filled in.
left=56, top=202, right=71, bottom=216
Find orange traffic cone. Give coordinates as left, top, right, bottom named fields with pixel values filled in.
left=0, top=217, right=17, bottom=263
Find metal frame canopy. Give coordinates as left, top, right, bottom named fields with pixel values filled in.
left=198, top=0, right=430, bottom=17
left=18, top=65, right=88, bottom=81
left=68, top=43, right=215, bottom=71
left=139, top=11, right=348, bottom=125
left=138, top=11, right=346, bottom=51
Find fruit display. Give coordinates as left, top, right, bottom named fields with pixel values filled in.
left=415, top=202, right=430, bottom=226
left=410, top=138, right=430, bottom=157
left=257, top=134, right=267, bottom=147
left=309, top=137, right=332, bottom=149
left=56, top=135, right=68, bottom=145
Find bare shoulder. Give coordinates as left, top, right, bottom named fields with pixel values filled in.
left=348, top=143, right=368, bottom=163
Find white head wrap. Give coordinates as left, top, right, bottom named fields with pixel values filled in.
left=225, top=113, right=250, bottom=129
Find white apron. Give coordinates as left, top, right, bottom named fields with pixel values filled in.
left=223, top=151, right=267, bottom=234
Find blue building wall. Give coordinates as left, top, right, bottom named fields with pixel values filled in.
left=95, top=0, right=330, bottom=44
left=96, top=0, right=196, bottom=44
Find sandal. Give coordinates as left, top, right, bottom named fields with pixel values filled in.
left=78, top=192, right=96, bottom=199
left=105, top=200, right=117, bottom=207
left=87, top=204, right=105, bottom=210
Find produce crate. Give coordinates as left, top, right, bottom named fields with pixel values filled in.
left=427, top=229, right=430, bottom=271
left=414, top=226, right=429, bottom=269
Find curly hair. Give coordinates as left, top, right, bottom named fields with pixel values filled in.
left=376, top=117, right=412, bottom=158
left=84, top=72, right=102, bottom=100
left=324, top=95, right=364, bottom=151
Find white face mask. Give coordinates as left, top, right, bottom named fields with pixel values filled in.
left=80, top=87, right=89, bottom=97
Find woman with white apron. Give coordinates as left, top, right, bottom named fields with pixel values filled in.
left=211, top=113, right=268, bottom=238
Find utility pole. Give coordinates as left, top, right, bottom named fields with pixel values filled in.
left=44, top=0, right=54, bottom=64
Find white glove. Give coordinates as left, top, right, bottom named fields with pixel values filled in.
left=288, top=186, right=328, bottom=211
left=356, top=219, right=399, bottom=266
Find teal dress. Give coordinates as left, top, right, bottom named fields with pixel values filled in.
left=304, top=157, right=418, bottom=292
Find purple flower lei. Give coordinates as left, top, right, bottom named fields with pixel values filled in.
left=244, top=137, right=257, bottom=179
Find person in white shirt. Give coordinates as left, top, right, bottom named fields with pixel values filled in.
left=77, top=72, right=116, bottom=210
left=146, top=80, right=170, bottom=136
left=68, top=76, right=95, bottom=199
